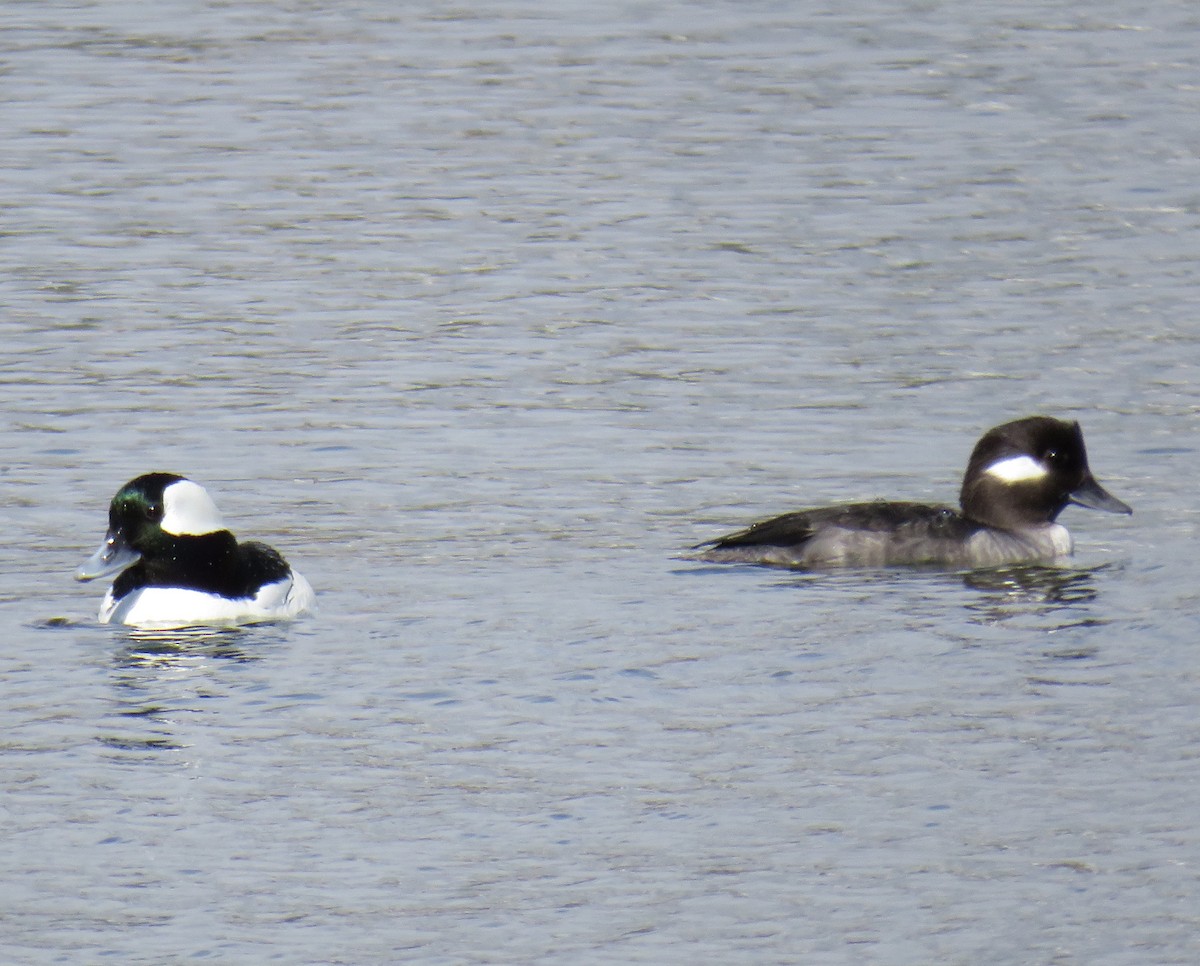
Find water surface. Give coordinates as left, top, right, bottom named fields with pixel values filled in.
left=2, top=2, right=1199, bottom=963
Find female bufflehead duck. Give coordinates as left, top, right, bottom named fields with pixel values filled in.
left=694, top=416, right=1131, bottom=569
left=76, top=473, right=316, bottom=627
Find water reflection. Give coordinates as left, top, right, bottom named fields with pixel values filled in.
left=99, top=626, right=276, bottom=754
left=962, top=563, right=1111, bottom=603
left=755, top=560, right=1117, bottom=645
left=961, top=564, right=1114, bottom=628
left=114, top=624, right=261, bottom=666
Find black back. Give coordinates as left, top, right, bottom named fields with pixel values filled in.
left=699, top=501, right=978, bottom=550
left=112, top=534, right=291, bottom=602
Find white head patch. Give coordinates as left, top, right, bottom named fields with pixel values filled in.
left=161, top=480, right=227, bottom=536
left=984, top=455, right=1049, bottom=484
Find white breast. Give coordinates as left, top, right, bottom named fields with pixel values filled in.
left=964, top=524, right=1073, bottom=566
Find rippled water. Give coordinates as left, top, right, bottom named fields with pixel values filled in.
left=3, top=1, right=1199, bottom=963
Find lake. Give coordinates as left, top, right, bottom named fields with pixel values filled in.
left=2, top=1, right=1198, bottom=963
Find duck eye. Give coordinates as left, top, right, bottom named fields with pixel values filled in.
left=144, top=503, right=160, bottom=520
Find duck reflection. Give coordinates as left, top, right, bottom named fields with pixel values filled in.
left=961, top=563, right=1114, bottom=629
left=115, top=624, right=259, bottom=665
left=100, top=626, right=278, bottom=753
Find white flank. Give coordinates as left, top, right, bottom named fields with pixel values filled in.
left=99, top=570, right=317, bottom=628
left=983, top=454, right=1048, bottom=484
left=160, top=480, right=227, bottom=536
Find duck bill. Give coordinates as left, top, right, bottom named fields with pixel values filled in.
left=76, top=530, right=142, bottom=581
left=1069, top=475, right=1132, bottom=515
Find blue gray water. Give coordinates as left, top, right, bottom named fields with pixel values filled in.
left=3, top=2, right=1199, bottom=963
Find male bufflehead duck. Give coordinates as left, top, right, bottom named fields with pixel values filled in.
left=76, top=473, right=316, bottom=627
left=694, top=416, right=1131, bottom=570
